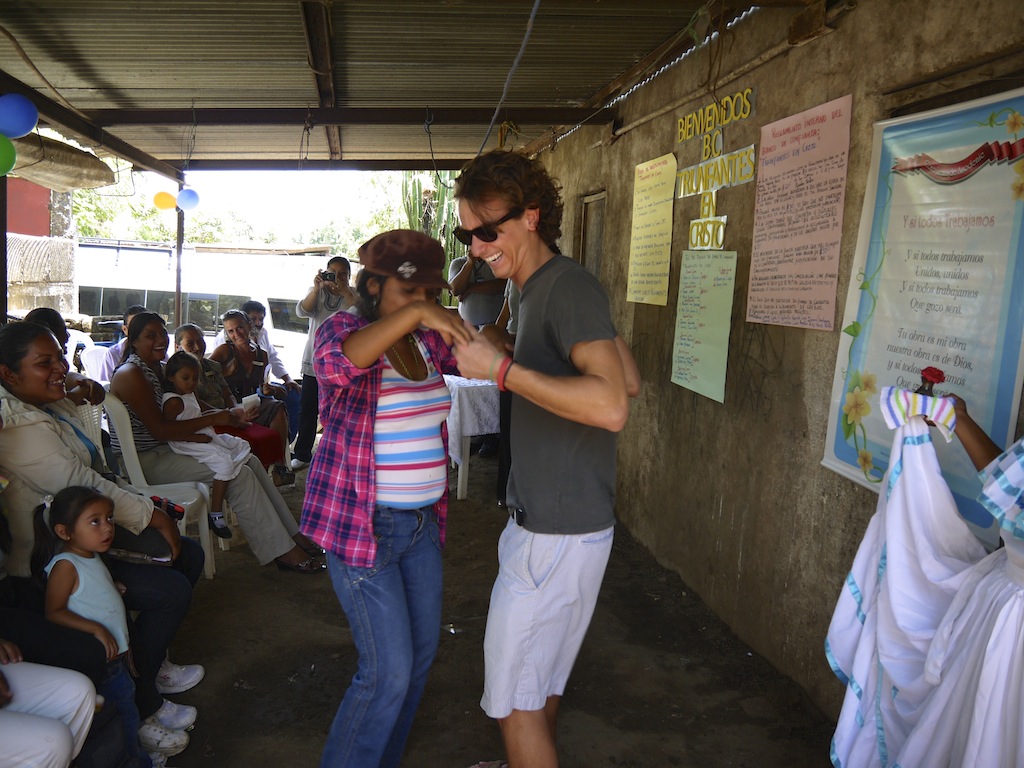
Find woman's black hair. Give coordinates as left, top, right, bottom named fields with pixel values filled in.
left=327, top=256, right=351, bottom=274
left=30, top=486, right=112, bottom=582
left=164, top=350, right=201, bottom=392
left=354, top=269, right=387, bottom=320
left=0, top=510, right=12, bottom=555
left=24, top=308, right=67, bottom=340
left=0, top=322, right=59, bottom=391
left=173, top=323, right=204, bottom=346
left=120, top=311, right=166, bottom=366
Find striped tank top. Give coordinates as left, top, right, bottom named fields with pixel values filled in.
left=373, top=345, right=451, bottom=509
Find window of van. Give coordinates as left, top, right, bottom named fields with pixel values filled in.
left=267, top=298, right=309, bottom=334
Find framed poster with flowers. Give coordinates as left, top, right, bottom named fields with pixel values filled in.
left=823, top=87, right=1024, bottom=534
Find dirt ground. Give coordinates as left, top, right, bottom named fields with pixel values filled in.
left=169, top=452, right=833, bottom=768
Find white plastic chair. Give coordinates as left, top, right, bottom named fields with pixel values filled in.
left=101, top=393, right=217, bottom=579
left=80, top=346, right=110, bottom=384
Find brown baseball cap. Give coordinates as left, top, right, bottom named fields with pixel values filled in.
left=357, top=229, right=451, bottom=290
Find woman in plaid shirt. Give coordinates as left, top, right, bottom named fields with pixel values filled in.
left=301, top=230, right=472, bottom=768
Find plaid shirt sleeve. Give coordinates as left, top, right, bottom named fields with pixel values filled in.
left=301, top=311, right=381, bottom=566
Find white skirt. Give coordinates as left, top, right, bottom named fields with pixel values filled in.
left=895, top=545, right=1024, bottom=768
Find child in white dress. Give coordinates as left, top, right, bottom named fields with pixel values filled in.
left=161, top=352, right=251, bottom=539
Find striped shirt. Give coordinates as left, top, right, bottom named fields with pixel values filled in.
left=374, top=352, right=451, bottom=508
left=300, top=309, right=459, bottom=567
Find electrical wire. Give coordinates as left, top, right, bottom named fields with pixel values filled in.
left=0, top=23, right=89, bottom=119
left=553, top=6, right=757, bottom=148
left=476, top=0, right=541, bottom=156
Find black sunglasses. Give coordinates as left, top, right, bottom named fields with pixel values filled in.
left=453, top=207, right=524, bottom=246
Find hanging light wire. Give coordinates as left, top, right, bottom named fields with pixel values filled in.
left=298, top=108, right=314, bottom=170
left=179, top=100, right=198, bottom=176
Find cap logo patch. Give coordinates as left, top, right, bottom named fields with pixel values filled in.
left=397, top=261, right=417, bottom=279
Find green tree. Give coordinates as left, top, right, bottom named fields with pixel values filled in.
left=72, top=164, right=404, bottom=250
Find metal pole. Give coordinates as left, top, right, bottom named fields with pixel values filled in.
left=175, top=203, right=184, bottom=326
left=1, top=175, right=7, bottom=323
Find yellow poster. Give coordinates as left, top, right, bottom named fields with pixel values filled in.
left=626, top=153, right=677, bottom=305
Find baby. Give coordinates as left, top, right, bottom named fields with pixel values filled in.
left=161, top=351, right=251, bottom=538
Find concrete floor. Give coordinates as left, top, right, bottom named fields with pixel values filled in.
left=169, top=453, right=832, bottom=768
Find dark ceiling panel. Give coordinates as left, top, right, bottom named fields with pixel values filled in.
left=0, top=0, right=756, bottom=172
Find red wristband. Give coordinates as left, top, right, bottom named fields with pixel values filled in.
left=496, top=357, right=514, bottom=392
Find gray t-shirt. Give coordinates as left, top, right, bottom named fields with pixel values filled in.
left=449, top=256, right=505, bottom=327
left=507, top=255, right=618, bottom=534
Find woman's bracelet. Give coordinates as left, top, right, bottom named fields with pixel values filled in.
left=496, top=357, right=514, bottom=392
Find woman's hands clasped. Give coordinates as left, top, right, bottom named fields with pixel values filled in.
left=415, top=301, right=474, bottom=349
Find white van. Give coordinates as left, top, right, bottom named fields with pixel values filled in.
left=76, top=239, right=332, bottom=380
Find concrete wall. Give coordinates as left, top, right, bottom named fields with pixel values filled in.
left=6, top=233, right=76, bottom=314
left=538, top=0, right=1024, bottom=715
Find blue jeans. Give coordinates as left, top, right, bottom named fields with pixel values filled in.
left=99, top=655, right=152, bottom=768
left=321, top=505, right=443, bottom=768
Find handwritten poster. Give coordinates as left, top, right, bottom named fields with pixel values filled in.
left=823, top=87, right=1024, bottom=537
left=747, top=94, right=853, bottom=330
left=671, top=250, right=737, bottom=402
left=626, top=153, right=677, bottom=305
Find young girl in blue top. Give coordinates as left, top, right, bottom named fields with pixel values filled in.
left=31, top=486, right=189, bottom=766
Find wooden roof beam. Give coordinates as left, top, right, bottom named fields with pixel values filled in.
left=86, top=107, right=616, bottom=127
left=300, top=0, right=342, bottom=159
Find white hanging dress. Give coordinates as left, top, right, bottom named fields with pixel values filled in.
left=826, top=387, right=986, bottom=767
left=894, top=438, right=1024, bottom=768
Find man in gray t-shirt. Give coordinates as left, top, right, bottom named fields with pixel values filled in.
left=448, top=254, right=506, bottom=327
left=452, top=150, right=638, bottom=766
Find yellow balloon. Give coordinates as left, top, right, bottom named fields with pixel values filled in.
left=153, top=191, right=177, bottom=210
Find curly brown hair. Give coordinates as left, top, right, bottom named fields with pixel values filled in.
left=455, top=149, right=563, bottom=249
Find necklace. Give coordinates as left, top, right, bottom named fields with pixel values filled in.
left=389, top=334, right=422, bottom=380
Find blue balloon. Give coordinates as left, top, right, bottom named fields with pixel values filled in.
left=0, top=94, right=39, bottom=139
left=176, top=188, right=200, bottom=211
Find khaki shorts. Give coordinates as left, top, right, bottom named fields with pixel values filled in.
left=480, top=518, right=614, bottom=718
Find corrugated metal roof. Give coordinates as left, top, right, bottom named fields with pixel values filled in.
left=0, top=0, right=759, bottom=174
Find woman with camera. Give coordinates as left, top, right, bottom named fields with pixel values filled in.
left=290, top=257, right=356, bottom=470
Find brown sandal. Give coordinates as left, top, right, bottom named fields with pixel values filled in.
left=274, top=556, right=325, bottom=574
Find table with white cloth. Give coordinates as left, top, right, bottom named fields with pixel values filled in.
left=443, top=375, right=500, bottom=500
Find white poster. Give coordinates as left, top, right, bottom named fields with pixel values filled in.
left=823, top=87, right=1024, bottom=536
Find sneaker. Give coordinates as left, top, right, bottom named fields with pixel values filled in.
left=156, top=659, right=205, bottom=695
left=290, top=457, right=310, bottom=470
left=138, top=717, right=189, bottom=756
left=154, top=698, right=197, bottom=731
